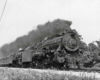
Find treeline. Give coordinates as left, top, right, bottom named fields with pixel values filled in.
left=79, top=40, right=100, bottom=67
left=0, top=19, right=72, bottom=57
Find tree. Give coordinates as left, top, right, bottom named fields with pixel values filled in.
left=79, top=41, right=88, bottom=51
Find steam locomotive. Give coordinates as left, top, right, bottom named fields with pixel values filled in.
left=0, top=28, right=83, bottom=69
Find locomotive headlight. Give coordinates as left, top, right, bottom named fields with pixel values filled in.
left=63, top=34, right=79, bottom=51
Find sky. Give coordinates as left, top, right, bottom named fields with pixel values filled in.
left=0, top=0, right=100, bottom=48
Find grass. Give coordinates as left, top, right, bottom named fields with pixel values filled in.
left=0, top=67, right=99, bottom=80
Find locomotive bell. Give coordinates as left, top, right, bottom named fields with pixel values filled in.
left=63, top=34, right=79, bottom=51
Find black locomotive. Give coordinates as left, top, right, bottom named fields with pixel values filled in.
left=0, top=28, right=84, bottom=70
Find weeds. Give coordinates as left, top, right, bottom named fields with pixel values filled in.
left=0, top=67, right=99, bottom=80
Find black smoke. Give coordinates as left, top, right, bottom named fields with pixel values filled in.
left=0, top=19, right=72, bottom=57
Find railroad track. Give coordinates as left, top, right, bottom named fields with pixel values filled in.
left=1, top=66, right=100, bottom=73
